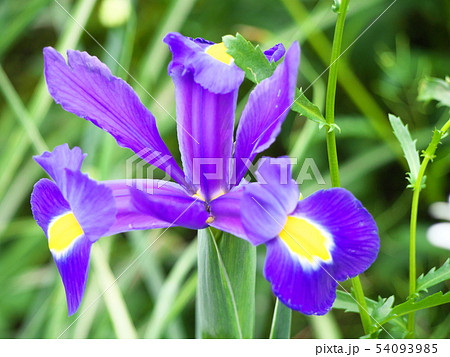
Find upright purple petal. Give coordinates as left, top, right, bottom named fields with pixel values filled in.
left=34, top=144, right=86, bottom=188
left=165, top=33, right=244, bottom=200
left=43, top=47, right=186, bottom=186
left=264, top=43, right=285, bottom=63
left=234, top=43, right=300, bottom=184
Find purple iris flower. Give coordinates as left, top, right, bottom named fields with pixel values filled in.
left=240, top=157, right=380, bottom=315
left=34, top=33, right=299, bottom=314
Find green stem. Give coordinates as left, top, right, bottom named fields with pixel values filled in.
left=324, top=0, right=371, bottom=335
left=407, top=118, right=450, bottom=338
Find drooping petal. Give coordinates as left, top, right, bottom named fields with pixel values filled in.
left=165, top=33, right=244, bottom=200
left=264, top=237, right=337, bottom=315
left=43, top=47, right=186, bottom=186
left=241, top=182, right=287, bottom=245
left=31, top=178, right=71, bottom=235
left=130, top=181, right=209, bottom=230
left=164, top=32, right=244, bottom=94
left=292, top=188, right=380, bottom=281
left=209, top=187, right=247, bottom=239
left=30, top=177, right=94, bottom=315
left=234, top=42, right=300, bottom=184
left=34, top=144, right=86, bottom=188
left=264, top=43, right=285, bottom=63
left=52, top=236, right=92, bottom=316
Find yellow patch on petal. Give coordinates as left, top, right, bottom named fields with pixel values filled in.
left=48, top=212, right=83, bottom=252
left=193, top=190, right=206, bottom=202
left=205, top=43, right=233, bottom=65
left=279, top=216, right=332, bottom=263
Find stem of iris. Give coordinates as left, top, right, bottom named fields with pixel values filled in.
left=407, top=117, right=450, bottom=338
left=324, top=0, right=372, bottom=336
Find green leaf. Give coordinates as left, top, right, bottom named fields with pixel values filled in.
left=381, top=292, right=450, bottom=325
left=291, top=88, right=331, bottom=129
left=417, top=259, right=450, bottom=293
left=418, top=77, right=450, bottom=108
left=196, top=229, right=256, bottom=338
left=223, top=33, right=275, bottom=83
left=371, top=295, right=395, bottom=322
left=332, top=290, right=377, bottom=313
left=388, top=114, right=421, bottom=187
left=269, top=298, right=291, bottom=339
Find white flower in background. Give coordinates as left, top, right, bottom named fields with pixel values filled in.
left=99, top=0, right=131, bottom=28
left=427, top=196, right=450, bottom=250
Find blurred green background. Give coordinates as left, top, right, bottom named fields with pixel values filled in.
left=0, top=0, right=449, bottom=338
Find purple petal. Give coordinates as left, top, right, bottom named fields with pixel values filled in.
left=34, top=144, right=86, bottom=188
left=292, top=188, right=380, bottom=280
left=254, top=157, right=299, bottom=214
left=43, top=47, right=186, bottom=186
left=241, top=182, right=287, bottom=245
left=31, top=178, right=71, bottom=235
left=234, top=42, right=300, bottom=184
left=52, top=236, right=92, bottom=315
left=209, top=187, right=247, bottom=239
left=264, top=43, right=286, bottom=63
left=164, top=32, right=244, bottom=94
left=62, top=169, right=116, bottom=242
left=130, top=181, right=209, bottom=230
left=103, top=180, right=205, bottom=234
left=264, top=237, right=337, bottom=315
left=170, top=68, right=237, bottom=200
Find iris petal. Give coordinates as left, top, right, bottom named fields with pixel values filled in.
left=43, top=47, right=186, bottom=186
left=264, top=43, right=286, bottom=63
left=166, top=33, right=243, bottom=200
left=34, top=144, right=86, bottom=189
left=234, top=43, right=300, bottom=184
left=52, top=236, right=92, bottom=316
left=130, top=181, right=209, bottom=230
left=241, top=182, right=287, bottom=245
left=264, top=237, right=337, bottom=315
left=209, top=187, right=247, bottom=239
left=292, top=188, right=380, bottom=281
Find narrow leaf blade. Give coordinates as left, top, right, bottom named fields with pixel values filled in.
left=196, top=229, right=256, bottom=338
left=269, top=298, right=291, bottom=339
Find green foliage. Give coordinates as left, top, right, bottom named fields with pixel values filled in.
left=196, top=229, right=256, bottom=338
left=269, top=299, right=292, bottom=339
left=291, top=88, right=332, bottom=130
left=224, top=33, right=329, bottom=130
left=388, top=114, right=421, bottom=187
left=223, top=33, right=276, bottom=83
left=417, top=259, right=450, bottom=293
left=418, top=77, right=450, bottom=108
